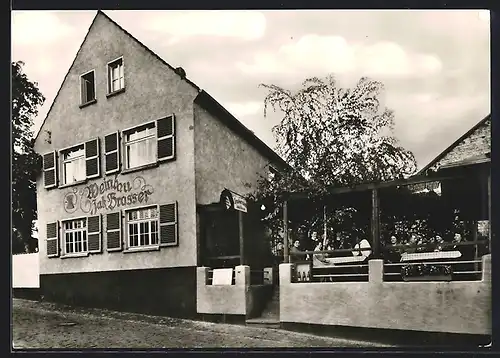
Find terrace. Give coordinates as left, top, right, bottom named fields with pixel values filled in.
left=279, top=161, right=491, bottom=335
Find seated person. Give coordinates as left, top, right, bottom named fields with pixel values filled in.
left=434, top=235, right=445, bottom=252
left=404, top=234, right=418, bottom=254
left=331, top=233, right=351, bottom=257
left=305, top=231, right=320, bottom=260
left=310, top=231, right=320, bottom=249
left=427, top=236, right=436, bottom=251
left=312, top=242, right=329, bottom=264
left=386, top=235, right=402, bottom=263
left=451, top=233, right=474, bottom=274
left=452, top=233, right=474, bottom=260
left=290, top=240, right=306, bottom=262
left=415, top=236, right=429, bottom=253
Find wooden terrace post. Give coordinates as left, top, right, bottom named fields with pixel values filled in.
left=371, top=188, right=380, bottom=258
left=239, top=211, right=244, bottom=266
left=283, top=200, right=289, bottom=263
left=488, top=170, right=491, bottom=250
left=323, top=205, right=327, bottom=246
left=473, top=220, right=479, bottom=272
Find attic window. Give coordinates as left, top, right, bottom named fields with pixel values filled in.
left=107, top=57, right=124, bottom=94
left=80, top=70, right=96, bottom=106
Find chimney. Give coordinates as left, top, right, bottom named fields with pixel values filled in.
left=175, top=67, right=186, bottom=79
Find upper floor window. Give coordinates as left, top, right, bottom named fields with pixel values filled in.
left=61, top=145, right=85, bottom=185
left=107, top=57, right=124, bottom=94
left=123, top=122, right=156, bottom=169
left=80, top=70, right=96, bottom=105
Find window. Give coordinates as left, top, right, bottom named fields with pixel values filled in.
left=109, top=203, right=178, bottom=253
left=57, top=139, right=100, bottom=187
left=63, top=218, right=88, bottom=254
left=61, top=145, right=85, bottom=185
left=107, top=57, right=124, bottom=93
left=127, top=206, right=159, bottom=248
left=58, top=215, right=101, bottom=257
left=124, top=123, right=156, bottom=169
left=80, top=70, right=96, bottom=105
left=120, top=116, right=175, bottom=172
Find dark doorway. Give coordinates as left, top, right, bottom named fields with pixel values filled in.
left=200, top=205, right=240, bottom=268
left=198, top=203, right=274, bottom=271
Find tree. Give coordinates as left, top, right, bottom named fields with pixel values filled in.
left=12, top=61, right=45, bottom=254
left=250, top=75, right=418, bottom=251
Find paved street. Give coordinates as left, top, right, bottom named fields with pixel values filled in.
left=12, top=298, right=391, bottom=349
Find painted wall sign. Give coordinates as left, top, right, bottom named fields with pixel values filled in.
left=63, top=175, right=154, bottom=215
left=219, top=189, right=247, bottom=213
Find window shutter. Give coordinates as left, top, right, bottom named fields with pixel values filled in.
left=43, top=151, right=58, bottom=189
left=87, top=215, right=102, bottom=253
left=104, top=132, right=120, bottom=174
left=159, top=202, right=178, bottom=247
left=157, top=115, right=175, bottom=162
left=85, top=138, right=100, bottom=179
left=106, top=211, right=122, bottom=252
left=46, top=221, right=59, bottom=257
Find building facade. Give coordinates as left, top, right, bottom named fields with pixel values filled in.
left=33, top=11, right=286, bottom=317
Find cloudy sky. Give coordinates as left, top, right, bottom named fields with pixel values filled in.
left=12, top=10, right=490, bottom=169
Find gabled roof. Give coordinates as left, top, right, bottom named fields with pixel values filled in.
left=416, top=114, right=491, bottom=175
left=34, top=10, right=288, bottom=169
left=33, top=12, right=100, bottom=144
left=194, top=90, right=288, bottom=167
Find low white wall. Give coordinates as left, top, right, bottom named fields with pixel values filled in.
left=12, top=253, right=40, bottom=288
left=279, top=255, right=491, bottom=335
left=197, top=266, right=250, bottom=316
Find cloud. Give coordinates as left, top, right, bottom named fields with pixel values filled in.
left=225, top=101, right=262, bottom=118
left=361, top=41, right=442, bottom=77
left=11, top=10, right=487, bottom=166
left=388, top=92, right=489, bottom=144
left=421, top=10, right=490, bottom=35
left=22, top=54, right=57, bottom=77
left=12, top=11, right=76, bottom=46
left=143, top=11, right=266, bottom=40
left=236, top=34, right=442, bottom=78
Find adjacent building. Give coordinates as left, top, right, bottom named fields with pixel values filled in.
left=33, top=10, right=286, bottom=317
left=417, top=114, right=491, bottom=175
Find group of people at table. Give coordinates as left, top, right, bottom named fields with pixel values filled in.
left=289, top=230, right=484, bottom=267
left=290, top=231, right=372, bottom=265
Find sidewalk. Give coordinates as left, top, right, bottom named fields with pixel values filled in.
left=12, top=298, right=392, bottom=349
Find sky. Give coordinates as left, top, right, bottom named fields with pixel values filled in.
left=11, top=10, right=490, bottom=169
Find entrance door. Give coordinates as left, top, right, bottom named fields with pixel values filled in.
left=201, top=208, right=240, bottom=268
